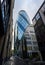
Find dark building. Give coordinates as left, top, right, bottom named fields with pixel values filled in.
left=0, top=0, right=11, bottom=35
left=0, top=0, right=14, bottom=65
left=32, top=1, right=45, bottom=61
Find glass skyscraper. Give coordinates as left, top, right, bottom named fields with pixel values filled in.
left=17, top=10, right=30, bottom=40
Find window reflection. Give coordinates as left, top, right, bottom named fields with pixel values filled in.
left=35, top=13, right=40, bottom=21
left=27, top=41, right=32, bottom=44
left=17, top=15, right=28, bottom=29
left=1, top=0, right=3, bottom=3
left=1, top=4, right=5, bottom=20
left=0, top=0, right=10, bottom=33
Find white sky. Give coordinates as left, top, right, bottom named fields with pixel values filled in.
left=13, top=0, right=44, bottom=26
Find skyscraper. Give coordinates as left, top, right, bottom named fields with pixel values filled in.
left=14, top=10, right=30, bottom=56
left=17, top=10, right=30, bottom=40
left=32, top=1, right=45, bottom=61
left=24, top=24, right=42, bottom=60
left=0, top=0, right=14, bottom=64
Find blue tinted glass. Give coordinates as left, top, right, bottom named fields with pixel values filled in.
left=17, top=10, right=29, bottom=40
left=19, top=11, right=30, bottom=22
left=18, top=26, right=23, bottom=40
left=18, top=21, right=25, bottom=32
left=17, top=15, right=22, bottom=22
left=17, top=15, right=28, bottom=29
left=23, top=19, right=28, bottom=28
left=2, top=6, right=4, bottom=19
left=18, top=26, right=23, bottom=34
left=20, top=11, right=28, bottom=19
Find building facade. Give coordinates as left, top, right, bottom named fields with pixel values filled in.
left=0, top=0, right=14, bottom=64
left=14, top=10, right=29, bottom=57
left=32, top=1, right=45, bottom=61
left=24, top=25, right=42, bottom=60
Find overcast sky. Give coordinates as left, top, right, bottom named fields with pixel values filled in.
left=13, top=0, right=44, bottom=26
left=12, top=0, right=44, bottom=50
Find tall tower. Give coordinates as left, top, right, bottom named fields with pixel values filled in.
left=14, top=10, right=30, bottom=57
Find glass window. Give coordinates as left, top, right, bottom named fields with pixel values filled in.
left=27, top=46, right=32, bottom=50
left=0, top=0, right=10, bottom=33
left=2, top=5, right=4, bottom=20
left=26, top=37, right=31, bottom=39
left=33, top=19, right=36, bottom=25
left=25, top=34, right=29, bottom=36
left=33, top=41, right=37, bottom=45
left=17, top=10, right=29, bottom=40
left=19, top=10, right=30, bottom=22
left=33, top=46, right=38, bottom=51
left=30, top=31, right=34, bottom=33
left=18, top=26, right=23, bottom=40
left=31, top=34, right=36, bottom=40
left=17, top=15, right=28, bottom=29
left=35, top=13, right=40, bottom=21
left=27, top=41, right=32, bottom=44
left=17, top=15, right=22, bottom=22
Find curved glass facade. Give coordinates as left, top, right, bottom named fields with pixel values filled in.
left=17, top=10, right=30, bottom=40
left=19, top=10, right=30, bottom=23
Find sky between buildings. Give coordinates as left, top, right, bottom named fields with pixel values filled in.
left=12, top=0, right=44, bottom=50
left=13, top=0, right=44, bottom=26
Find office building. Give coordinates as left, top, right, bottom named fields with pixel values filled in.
left=32, top=1, right=45, bottom=61
left=24, top=24, right=42, bottom=60
left=0, top=0, right=14, bottom=64
left=14, top=10, right=29, bottom=56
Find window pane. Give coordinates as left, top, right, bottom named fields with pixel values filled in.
left=27, top=41, right=32, bottom=44
left=27, top=46, right=32, bottom=50
left=2, top=6, right=4, bottom=20
left=35, top=13, right=40, bottom=21
left=33, top=46, right=38, bottom=51
left=17, top=15, right=28, bottom=29
left=33, top=41, right=37, bottom=45
left=18, top=26, right=23, bottom=40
